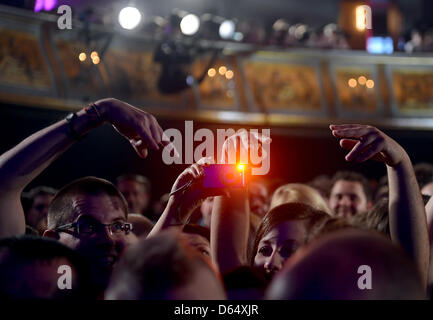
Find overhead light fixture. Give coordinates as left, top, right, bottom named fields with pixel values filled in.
left=356, top=5, right=372, bottom=31
left=118, top=6, right=142, bottom=30
left=208, top=68, right=216, bottom=77
left=92, top=56, right=100, bottom=65
left=219, top=20, right=235, bottom=39
left=180, top=14, right=200, bottom=35
left=78, top=52, right=86, bottom=62
left=34, top=0, right=57, bottom=12
left=218, top=66, right=227, bottom=75
left=225, top=70, right=234, bottom=80
left=233, top=32, right=244, bottom=41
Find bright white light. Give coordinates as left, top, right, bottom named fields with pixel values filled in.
left=219, top=20, right=235, bottom=39
left=356, top=5, right=372, bottom=31
left=118, top=7, right=142, bottom=30
left=180, top=14, right=200, bottom=35
left=233, top=32, right=243, bottom=41
left=367, top=37, right=394, bottom=54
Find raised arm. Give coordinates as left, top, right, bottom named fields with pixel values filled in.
left=0, top=98, right=164, bottom=237
left=330, top=124, right=429, bottom=288
left=210, top=130, right=271, bottom=274
left=210, top=189, right=250, bottom=273
left=425, top=196, right=433, bottom=242
left=147, top=157, right=219, bottom=237
left=424, top=196, right=433, bottom=286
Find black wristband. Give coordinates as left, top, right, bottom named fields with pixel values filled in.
left=65, top=112, right=83, bottom=141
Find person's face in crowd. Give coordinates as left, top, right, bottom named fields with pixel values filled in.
left=200, top=197, right=214, bottom=227
left=27, top=193, right=54, bottom=233
left=329, top=180, right=369, bottom=217
left=116, top=179, right=150, bottom=214
left=421, top=182, right=433, bottom=196
left=46, top=194, right=128, bottom=289
left=249, top=182, right=269, bottom=217
left=254, top=220, right=307, bottom=278
left=182, top=233, right=211, bottom=258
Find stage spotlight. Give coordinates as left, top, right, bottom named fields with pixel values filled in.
left=180, top=14, right=200, bottom=35
left=154, top=40, right=220, bottom=94
left=233, top=32, right=244, bottom=41
left=219, top=20, right=235, bottom=39
left=118, top=6, right=142, bottom=30
left=273, top=19, right=289, bottom=32
left=294, top=24, right=307, bottom=40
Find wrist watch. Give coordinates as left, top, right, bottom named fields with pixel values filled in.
left=65, top=112, right=82, bottom=141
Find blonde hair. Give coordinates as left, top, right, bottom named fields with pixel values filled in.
left=270, top=183, right=331, bottom=214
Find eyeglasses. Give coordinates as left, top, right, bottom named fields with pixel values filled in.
left=54, top=215, right=133, bottom=237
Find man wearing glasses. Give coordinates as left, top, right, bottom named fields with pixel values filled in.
left=44, top=176, right=134, bottom=296
left=0, top=98, right=167, bottom=296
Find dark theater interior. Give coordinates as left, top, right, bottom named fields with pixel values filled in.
left=1, top=0, right=433, bottom=304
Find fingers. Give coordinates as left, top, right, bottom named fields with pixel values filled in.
left=353, top=139, right=385, bottom=162
left=331, top=124, right=389, bottom=164
left=221, top=130, right=272, bottom=164
left=340, top=137, right=385, bottom=163
left=130, top=119, right=162, bottom=158
left=129, top=139, right=148, bottom=158
left=197, top=156, right=214, bottom=166
left=149, top=118, right=163, bottom=146
left=134, top=111, right=164, bottom=152
left=344, top=132, right=378, bottom=161
left=239, top=130, right=249, bottom=151
left=109, top=101, right=179, bottom=159
left=250, top=130, right=272, bottom=145
left=329, top=124, right=363, bottom=130
left=343, top=140, right=363, bottom=161
left=136, top=120, right=160, bottom=151
left=190, top=164, right=203, bottom=177
left=181, top=167, right=197, bottom=182
left=340, top=139, right=358, bottom=151
left=331, top=126, right=371, bottom=139
left=157, top=124, right=168, bottom=147
left=223, top=138, right=237, bottom=164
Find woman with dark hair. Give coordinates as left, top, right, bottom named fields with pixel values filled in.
left=250, top=202, right=329, bottom=279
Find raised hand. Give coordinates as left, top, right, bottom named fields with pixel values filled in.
left=170, top=157, right=226, bottom=222
left=94, top=98, right=168, bottom=158
left=330, top=124, right=407, bottom=167
left=220, top=129, right=271, bottom=164
left=331, top=124, right=429, bottom=288
left=148, top=158, right=225, bottom=236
